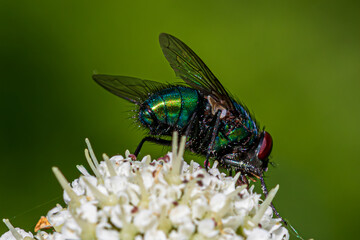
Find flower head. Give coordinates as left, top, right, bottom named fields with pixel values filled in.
left=1, top=133, right=289, bottom=240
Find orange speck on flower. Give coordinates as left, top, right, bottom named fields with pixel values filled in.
left=34, top=216, right=52, bottom=232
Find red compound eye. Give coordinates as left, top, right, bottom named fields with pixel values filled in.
left=258, top=131, right=273, bottom=160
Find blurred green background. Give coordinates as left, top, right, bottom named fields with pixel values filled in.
left=1, top=0, right=359, bottom=239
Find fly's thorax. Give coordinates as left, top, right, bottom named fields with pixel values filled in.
left=212, top=108, right=259, bottom=153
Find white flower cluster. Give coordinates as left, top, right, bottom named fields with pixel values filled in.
left=1, top=133, right=289, bottom=240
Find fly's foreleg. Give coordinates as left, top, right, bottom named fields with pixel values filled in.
left=260, top=176, right=289, bottom=226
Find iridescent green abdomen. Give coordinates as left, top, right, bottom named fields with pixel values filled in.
left=139, top=86, right=199, bottom=132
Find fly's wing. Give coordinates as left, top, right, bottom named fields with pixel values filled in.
left=159, top=33, right=234, bottom=110
left=93, top=74, right=168, bottom=104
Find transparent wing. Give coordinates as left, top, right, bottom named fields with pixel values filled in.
left=159, top=33, right=234, bottom=110
left=93, top=74, right=169, bottom=104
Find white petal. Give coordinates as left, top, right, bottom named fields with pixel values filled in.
left=109, top=155, right=124, bottom=162
left=133, top=209, right=157, bottom=233
left=76, top=202, right=97, bottom=223
left=267, top=221, right=282, bottom=233
left=0, top=231, right=16, bottom=240
left=191, top=196, right=208, bottom=220
left=169, top=205, right=191, bottom=225
left=105, top=176, right=128, bottom=194
left=96, top=222, right=119, bottom=240
left=198, top=219, right=218, bottom=238
left=0, top=228, right=33, bottom=240
left=109, top=205, right=124, bottom=228
left=115, top=161, right=132, bottom=177
left=270, top=226, right=289, bottom=240
left=177, top=221, right=195, bottom=238
left=71, top=178, right=86, bottom=196
left=222, top=215, right=243, bottom=230
left=245, top=227, right=269, bottom=240
left=47, top=205, right=70, bottom=227
left=144, top=229, right=166, bottom=240
left=210, top=193, right=227, bottom=213
left=141, top=171, right=155, bottom=190
left=219, top=228, right=243, bottom=240
left=134, top=235, right=143, bottom=240
left=60, top=218, right=81, bottom=239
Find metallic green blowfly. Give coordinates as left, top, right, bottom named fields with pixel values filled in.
left=93, top=33, right=302, bottom=237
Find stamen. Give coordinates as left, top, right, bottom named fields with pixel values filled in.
left=81, top=177, right=117, bottom=206
left=135, top=170, right=149, bottom=208
left=172, top=131, right=178, bottom=160
left=167, top=132, right=186, bottom=185
left=189, top=160, right=194, bottom=174
left=125, top=150, right=130, bottom=159
left=67, top=209, right=96, bottom=239
left=84, top=149, right=101, bottom=180
left=76, top=165, right=91, bottom=176
left=252, top=184, right=279, bottom=225
left=213, top=185, right=247, bottom=219
left=144, top=155, right=151, bottom=165
left=212, top=160, right=219, bottom=169
left=103, top=153, right=117, bottom=177
left=85, top=138, right=99, bottom=168
left=52, top=167, right=81, bottom=208
left=227, top=184, right=247, bottom=199
left=180, top=179, right=197, bottom=205
left=158, top=207, right=172, bottom=234
left=2, top=219, right=25, bottom=240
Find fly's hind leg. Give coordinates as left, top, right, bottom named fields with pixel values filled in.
left=135, top=112, right=197, bottom=158
left=134, top=137, right=172, bottom=157
left=205, top=110, right=222, bottom=171
left=185, top=111, right=198, bottom=137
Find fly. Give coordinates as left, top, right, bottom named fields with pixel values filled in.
left=93, top=33, right=303, bottom=239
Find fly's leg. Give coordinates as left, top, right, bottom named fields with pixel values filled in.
left=260, top=176, right=305, bottom=239
left=260, top=176, right=288, bottom=224
left=135, top=112, right=197, bottom=158
left=185, top=111, right=197, bottom=137
left=236, top=172, right=249, bottom=187
left=205, top=110, right=222, bottom=171
left=134, top=137, right=172, bottom=157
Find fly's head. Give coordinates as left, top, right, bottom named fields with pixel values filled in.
left=221, top=131, right=273, bottom=178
